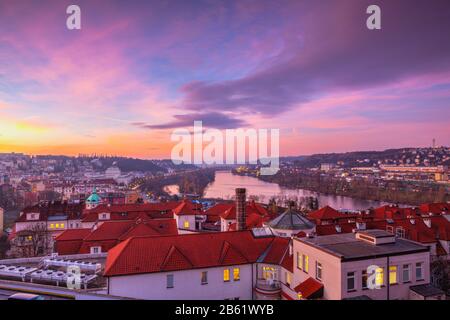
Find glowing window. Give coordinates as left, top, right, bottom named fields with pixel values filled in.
left=233, top=268, right=240, bottom=281
left=61, top=223, right=65, bottom=228
left=376, top=267, right=384, bottom=286
left=223, top=269, right=230, bottom=282
left=286, top=272, right=292, bottom=286
left=50, top=224, right=55, bottom=229
left=55, top=224, right=60, bottom=228
left=389, top=266, right=397, bottom=285
left=184, top=221, right=190, bottom=229
left=302, top=255, right=309, bottom=273
left=262, top=266, right=275, bottom=280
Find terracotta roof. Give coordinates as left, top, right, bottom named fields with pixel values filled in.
left=294, top=277, right=324, bottom=299
left=419, top=203, right=449, bottom=215
left=55, top=218, right=178, bottom=255
left=173, top=200, right=203, bottom=216
left=17, top=202, right=83, bottom=222
left=220, top=202, right=270, bottom=220
left=104, top=231, right=275, bottom=277
left=261, top=237, right=290, bottom=264
left=307, top=206, right=349, bottom=220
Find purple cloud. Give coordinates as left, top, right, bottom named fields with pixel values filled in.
left=179, top=0, right=450, bottom=116
left=132, top=112, right=247, bottom=130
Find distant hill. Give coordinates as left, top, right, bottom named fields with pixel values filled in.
left=282, top=147, right=449, bottom=168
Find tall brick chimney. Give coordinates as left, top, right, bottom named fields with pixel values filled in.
left=235, top=188, right=247, bottom=231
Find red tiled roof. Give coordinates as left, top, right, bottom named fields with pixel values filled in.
left=294, top=277, right=324, bottom=299
left=16, top=202, right=83, bottom=222
left=419, top=203, right=449, bottom=215
left=308, top=206, right=348, bottom=220
left=55, top=229, right=91, bottom=241
left=262, top=237, right=290, bottom=264
left=104, top=231, right=275, bottom=277
left=173, top=200, right=203, bottom=216
left=280, top=252, right=293, bottom=273
left=220, top=202, right=270, bottom=220
left=55, top=218, right=178, bottom=255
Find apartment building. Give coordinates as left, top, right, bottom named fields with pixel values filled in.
left=291, top=230, right=436, bottom=300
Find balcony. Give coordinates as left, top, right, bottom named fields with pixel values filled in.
left=254, top=279, right=281, bottom=299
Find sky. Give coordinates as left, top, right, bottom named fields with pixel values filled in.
left=0, top=0, right=449, bottom=158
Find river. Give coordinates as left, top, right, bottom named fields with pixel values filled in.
left=203, top=171, right=391, bottom=211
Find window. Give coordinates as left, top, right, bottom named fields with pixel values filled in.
left=347, top=272, right=355, bottom=291
left=302, top=254, right=309, bottom=273
left=90, top=246, right=101, bottom=254
left=316, top=262, right=322, bottom=281
left=201, top=271, right=208, bottom=285
left=402, top=264, right=410, bottom=282
left=376, top=267, right=384, bottom=287
left=167, top=274, right=174, bottom=288
left=262, top=266, right=275, bottom=280
left=223, top=269, right=230, bottom=282
left=55, top=223, right=60, bottom=228
left=60, top=223, right=65, bottom=228
left=286, top=272, right=292, bottom=286
left=362, top=270, right=368, bottom=289
left=183, top=221, right=190, bottom=229
left=50, top=223, right=55, bottom=229
left=389, top=266, right=397, bottom=285
left=416, top=262, right=424, bottom=281
left=233, top=268, right=240, bottom=281
left=297, top=252, right=302, bottom=270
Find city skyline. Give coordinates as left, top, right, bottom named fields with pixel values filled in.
left=1, top=0, right=450, bottom=159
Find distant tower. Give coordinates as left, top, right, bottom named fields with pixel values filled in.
left=432, top=138, right=436, bottom=148
left=85, top=187, right=102, bottom=209
left=236, top=188, right=247, bottom=231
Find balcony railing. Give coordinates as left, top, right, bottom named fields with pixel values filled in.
left=255, top=279, right=281, bottom=291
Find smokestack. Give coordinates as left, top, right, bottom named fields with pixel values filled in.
left=236, top=188, right=247, bottom=231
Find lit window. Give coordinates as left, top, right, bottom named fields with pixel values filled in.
left=61, top=223, right=65, bottom=228
left=376, top=267, right=384, bottom=286
left=286, top=273, right=292, bottom=287
left=55, top=224, right=60, bottom=228
left=27, top=236, right=33, bottom=241
left=347, top=272, right=355, bottom=291
left=201, top=271, right=208, bottom=285
left=362, top=270, right=368, bottom=289
left=233, top=268, right=240, bottom=281
left=302, top=255, right=309, bottom=273
left=223, top=269, right=230, bottom=282
left=415, top=262, right=424, bottom=281
left=50, top=223, right=55, bottom=229
left=389, top=266, right=397, bottom=284
left=316, top=262, right=322, bottom=281
left=167, top=274, right=174, bottom=288
left=262, top=266, right=275, bottom=280
left=402, top=264, right=410, bottom=282
left=184, top=221, right=190, bottom=229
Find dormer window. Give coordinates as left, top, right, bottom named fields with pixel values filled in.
left=98, top=213, right=110, bottom=220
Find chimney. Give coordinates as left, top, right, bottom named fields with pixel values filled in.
left=236, top=188, right=247, bottom=231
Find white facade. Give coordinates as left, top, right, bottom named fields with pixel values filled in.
left=107, top=264, right=254, bottom=300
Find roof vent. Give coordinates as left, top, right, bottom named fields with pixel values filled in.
left=356, top=230, right=395, bottom=245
